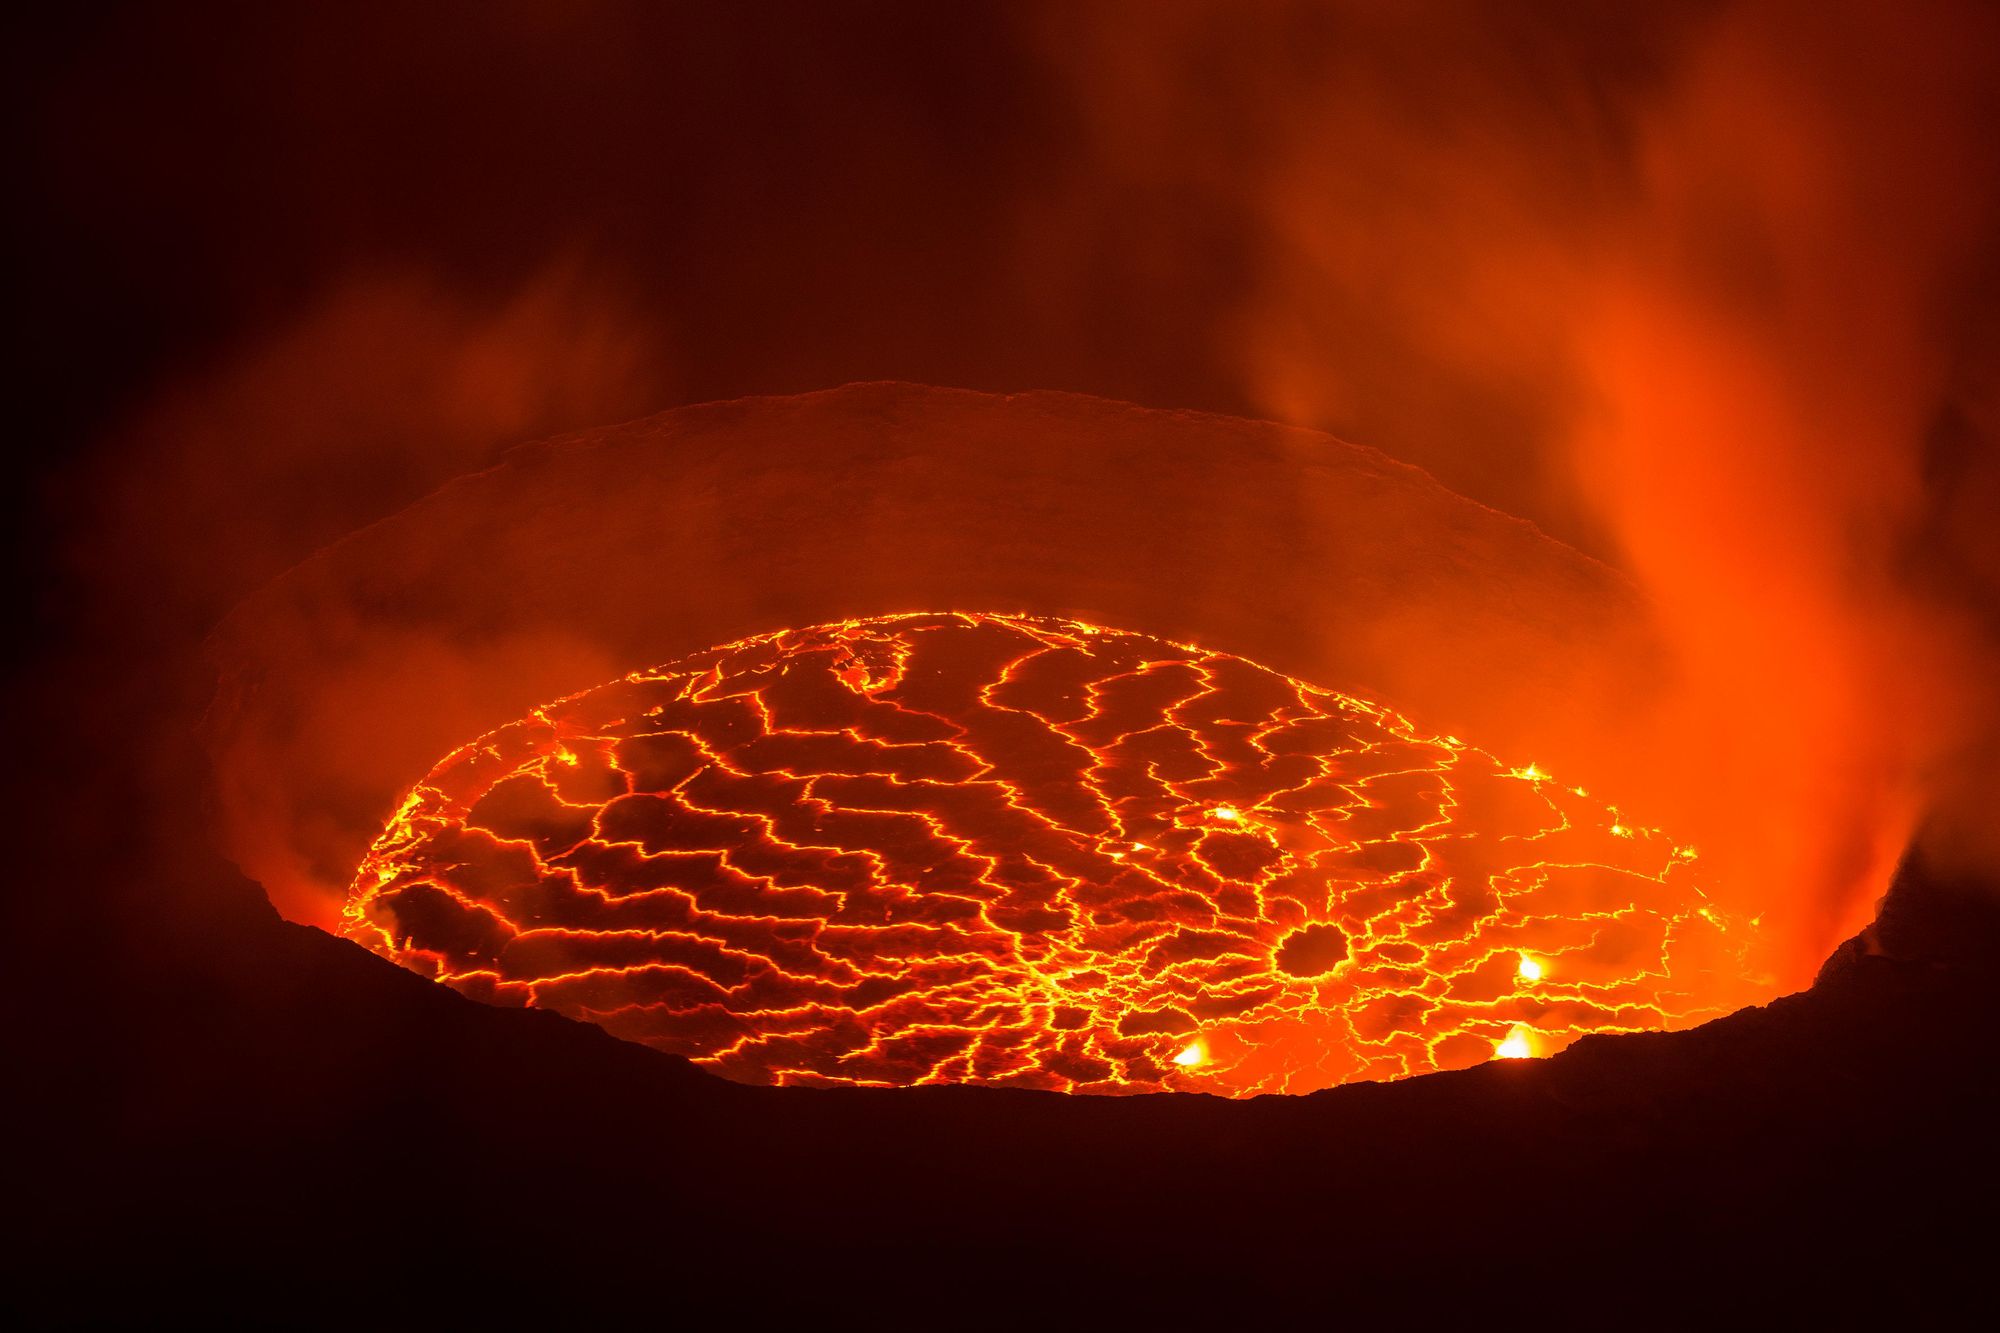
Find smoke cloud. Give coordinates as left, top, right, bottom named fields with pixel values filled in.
left=69, top=260, right=671, bottom=642
left=1028, top=0, right=2000, bottom=971
left=25, top=1, right=1998, bottom=979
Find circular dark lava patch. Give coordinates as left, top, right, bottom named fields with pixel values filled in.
left=347, top=612, right=1758, bottom=1095
left=1276, top=923, right=1350, bottom=978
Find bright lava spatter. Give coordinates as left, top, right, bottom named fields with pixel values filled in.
left=345, top=612, right=1762, bottom=1096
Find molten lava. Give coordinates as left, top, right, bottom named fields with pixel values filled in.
left=345, top=612, right=1766, bottom=1095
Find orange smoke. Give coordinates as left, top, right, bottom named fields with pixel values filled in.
left=72, top=260, right=670, bottom=641
left=42, top=0, right=1992, bottom=992
left=1573, top=0, right=2000, bottom=970
left=65, top=261, right=669, bottom=925
left=1032, top=0, right=2000, bottom=978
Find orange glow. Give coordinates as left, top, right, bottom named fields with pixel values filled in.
left=1029, top=1, right=2000, bottom=985
left=1494, top=1025, right=1536, bottom=1060
left=346, top=612, right=1769, bottom=1096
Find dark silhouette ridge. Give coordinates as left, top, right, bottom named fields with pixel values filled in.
left=21, top=838, right=1995, bottom=1323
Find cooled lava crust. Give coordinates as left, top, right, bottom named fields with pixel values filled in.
left=347, top=612, right=1760, bottom=1094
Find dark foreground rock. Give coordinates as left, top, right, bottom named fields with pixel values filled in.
left=19, top=849, right=1996, bottom=1325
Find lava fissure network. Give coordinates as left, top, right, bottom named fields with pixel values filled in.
left=346, top=612, right=1765, bottom=1096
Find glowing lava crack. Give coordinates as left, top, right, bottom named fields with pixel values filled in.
left=346, top=612, right=1763, bottom=1096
